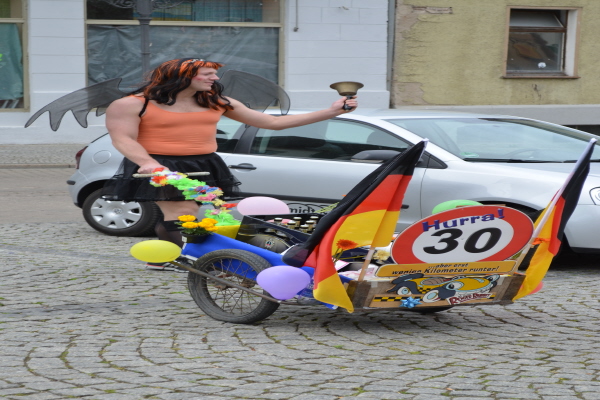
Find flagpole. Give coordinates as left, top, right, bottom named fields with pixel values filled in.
left=357, top=247, right=376, bottom=281
left=357, top=140, right=428, bottom=282
left=513, top=138, right=597, bottom=269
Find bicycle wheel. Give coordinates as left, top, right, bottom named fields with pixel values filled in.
left=187, top=249, right=280, bottom=324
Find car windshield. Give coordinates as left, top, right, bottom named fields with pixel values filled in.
left=387, top=118, right=600, bottom=162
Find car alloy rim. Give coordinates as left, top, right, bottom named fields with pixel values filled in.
left=89, top=197, right=143, bottom=229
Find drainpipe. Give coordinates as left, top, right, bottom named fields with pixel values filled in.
left=387, top=0, right=396, bottom=107
left=136, top=0, right=153, bottom=77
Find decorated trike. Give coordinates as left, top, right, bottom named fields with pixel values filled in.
left=171, top=206, right=530, bottom=324
left=129, top=137, right=596, bottom=324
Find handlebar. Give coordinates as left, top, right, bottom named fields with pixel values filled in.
left=132, top=171, right=210, bottom=178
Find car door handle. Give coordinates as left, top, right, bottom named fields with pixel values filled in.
left=228, top=163, right=257, bottom=170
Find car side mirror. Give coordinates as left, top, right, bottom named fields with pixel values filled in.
left=351, top=150, right=401, bottom=163
left=351, top=149, right=428, bottom=167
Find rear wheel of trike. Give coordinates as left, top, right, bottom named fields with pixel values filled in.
left=187, top=249, right=280, bottom=324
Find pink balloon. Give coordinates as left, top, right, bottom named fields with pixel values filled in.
left=256, top=266, right=311, bottom=300
left=237, top=196, right=290, bottom=216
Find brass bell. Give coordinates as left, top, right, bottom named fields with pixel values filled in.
left=330, top=81, right=363, bottom=110
left=329, top=81, right=364, bottom=96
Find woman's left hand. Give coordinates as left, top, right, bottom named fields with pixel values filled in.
left=332, top=96, right=358, bottom=113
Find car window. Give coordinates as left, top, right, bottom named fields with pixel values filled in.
left=216, top=117, right=245, bottom=153
left=250, top=119, right=410, bottom=160
left=388, top=118, right=600, bottom=162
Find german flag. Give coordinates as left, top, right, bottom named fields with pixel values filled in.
left=514, top=139, right=596, bottom=300
left=283, top=141, right=427, bottom=311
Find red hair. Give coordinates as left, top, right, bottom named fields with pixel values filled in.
left=134, top=58, right=233, bottom=110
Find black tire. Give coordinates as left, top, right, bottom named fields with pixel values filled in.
left=187, top=249, right=280, bottom=324
left=82, top=188, right=161, bottom=236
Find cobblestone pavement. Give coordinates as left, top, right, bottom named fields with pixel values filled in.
left=0, top=144, right=84, bottom=168
left=1, top=221, right=600, bottom=400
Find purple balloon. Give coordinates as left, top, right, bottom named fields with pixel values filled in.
left=256, top=265, right=312, bottom=300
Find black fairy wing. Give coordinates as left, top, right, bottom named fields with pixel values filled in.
left=25, top=78, right=126, bottom=131
left=26, top=72, right=289, bottom=131
left=219, top=70, right=290, bottom=115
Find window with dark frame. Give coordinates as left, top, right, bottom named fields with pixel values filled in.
left=85, top=0, right=282, bottom=89
left=506, top=9, right=570, bottom=76
left=0, top=0, right=24, bottom=110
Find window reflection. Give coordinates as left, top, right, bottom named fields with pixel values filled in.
left=0, top=0, right=24, bottom=109
left=87, top=0, right=280, bottom=23
left=507, top=9, right=567, bottom=75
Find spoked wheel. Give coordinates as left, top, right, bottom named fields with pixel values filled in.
left=187, top=249, right=280, bottom=324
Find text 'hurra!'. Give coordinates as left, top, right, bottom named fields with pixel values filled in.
left=421, top=208, right=505, bottom=232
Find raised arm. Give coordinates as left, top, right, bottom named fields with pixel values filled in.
left=223, top=96, right=358, bottom=130
left=105, top=96, right=164, bottom=174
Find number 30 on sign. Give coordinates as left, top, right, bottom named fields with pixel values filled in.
left=391, top=206, right=534, bottom=264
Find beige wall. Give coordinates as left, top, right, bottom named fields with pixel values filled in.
left=392, top=0, right=600, bottom=107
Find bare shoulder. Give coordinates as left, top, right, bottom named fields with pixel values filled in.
left=106, top=95, right=145, bottom=117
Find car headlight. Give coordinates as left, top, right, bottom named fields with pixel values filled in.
left=591, top=188, right=600, bottom=205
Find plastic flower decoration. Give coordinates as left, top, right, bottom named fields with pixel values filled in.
left=373, top=249, right=391, bottom=263
left=400, top=297, right=421, bottom=309
left=332, top=239, right=359, bottom=263
left=148, top=168, right=239, bottom=225
left=176, top=215, right=219, bottom=236
left=149, top=168, right=224, bottom=204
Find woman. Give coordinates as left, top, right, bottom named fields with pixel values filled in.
left=102, top=58, right=358, bottom=271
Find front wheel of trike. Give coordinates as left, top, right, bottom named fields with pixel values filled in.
left=187, top=249, right=280, bottom=324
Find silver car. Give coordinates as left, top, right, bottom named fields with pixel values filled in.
left=67, top=109, right=600, bottom=254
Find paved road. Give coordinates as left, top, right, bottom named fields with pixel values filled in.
left=1, top=167, right=600, bottom=399
left=0, top=168, right=82, bottom=223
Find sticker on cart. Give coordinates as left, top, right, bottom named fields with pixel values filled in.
left=391, top=206, right=533, bottom=264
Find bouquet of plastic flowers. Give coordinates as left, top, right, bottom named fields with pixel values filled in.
left=176, top=215, right=219, bottom=236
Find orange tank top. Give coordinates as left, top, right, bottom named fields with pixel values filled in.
left=135, top=97, right=225, bottom=156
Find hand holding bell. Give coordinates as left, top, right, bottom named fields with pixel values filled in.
left=330, top=81, right=363, bottom=111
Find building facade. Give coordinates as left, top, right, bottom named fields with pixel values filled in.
left=4, top=0, right=600, bottom=145
left=391, top=0, right=600, bottom=133
left=1, top=0, right=391, bottom=144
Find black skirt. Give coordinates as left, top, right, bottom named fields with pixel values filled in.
left=101, top=153, right=240, bottom=202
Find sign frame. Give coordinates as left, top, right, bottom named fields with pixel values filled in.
left=391, top=206, right=534, bottom=264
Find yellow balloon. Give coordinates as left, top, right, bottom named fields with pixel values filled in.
left=130, top=240, right=182, bottom=263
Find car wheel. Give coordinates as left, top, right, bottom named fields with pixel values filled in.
left=82, top=188, right=161, bottom=236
